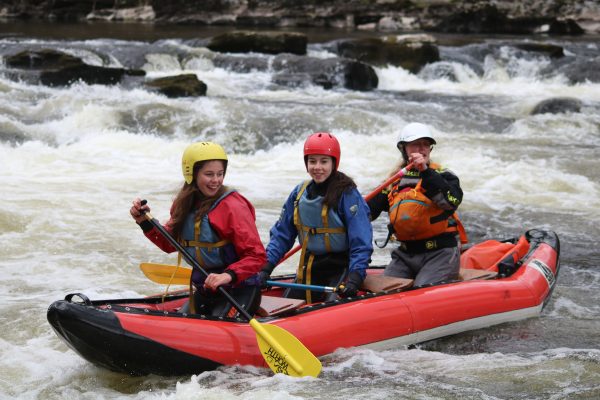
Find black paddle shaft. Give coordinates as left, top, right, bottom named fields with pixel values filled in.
left=139, top=200, right=254, bottom=321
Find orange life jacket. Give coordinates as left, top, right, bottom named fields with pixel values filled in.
left=387, top=163, right=468, bottom=244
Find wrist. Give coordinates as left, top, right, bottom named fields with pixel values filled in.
left=348, top=270, right=364, bottom=285
left=225, top=269, right=237, bottom=284
left=261, top=262, right=275, bottom=274
left=137, top=220, right=154, bottom=232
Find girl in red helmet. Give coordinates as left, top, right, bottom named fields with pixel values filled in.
left=259, top=132, right=373, bottom=303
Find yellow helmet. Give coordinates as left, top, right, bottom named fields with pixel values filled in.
left=181, top=142, right=228, bottom=184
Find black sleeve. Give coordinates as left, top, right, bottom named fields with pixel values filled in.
left=420, top=168, right=463, bottom=211
left=367, top=191, right=389, bottom=221
left=138, top=220, right=154, bottom=232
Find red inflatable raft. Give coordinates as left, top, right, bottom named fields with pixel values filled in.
left=47, top=228, right=559, bottom=376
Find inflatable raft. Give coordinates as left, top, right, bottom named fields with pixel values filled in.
left=47, top=228, right=559, bottom=376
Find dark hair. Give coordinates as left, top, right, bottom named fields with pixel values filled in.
left=169, top=160, right=228, bottom=239
left=323, top=170, right=357, bottom=211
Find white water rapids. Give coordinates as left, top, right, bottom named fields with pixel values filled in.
left=0, top=24, right=599, bottom=399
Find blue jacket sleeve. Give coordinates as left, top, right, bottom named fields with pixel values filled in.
left=339, top=188, right=373, bottom=280
left=265, top=185, right=301, bottom=266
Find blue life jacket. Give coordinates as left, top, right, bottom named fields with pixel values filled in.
left=293, top=181, right=348, bottom=255
left=180, top=190, right=238, bottom=272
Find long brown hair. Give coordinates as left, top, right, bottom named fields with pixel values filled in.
left=323, top=170, right=357, bottom=211
left=169, top=160, right=228, bottom=239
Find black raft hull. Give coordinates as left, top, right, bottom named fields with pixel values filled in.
left=47, top=295, right=221, bottom=376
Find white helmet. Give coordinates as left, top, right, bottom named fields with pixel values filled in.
left=396, top=122, right=436, bottom=150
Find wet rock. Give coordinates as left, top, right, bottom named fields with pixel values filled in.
left=207, top=31, right=307, bottom=55
left=40, top=64, right=132, bottom=86
left=272, top=73, right=334, bottom=89
left=271, top=54, right=378, bottom=91
left=418, top=62, right=459, bottom=82
left=548, top=19, right=585, bottom=35
left=439, top=46, right=486, bottom=76
left=332, top=35, right=440, bottom=73
left=531, top=97, right=582, bottom=115
left=212, top=55, right=270, bottom=72
left=211, top=52, right=378, bottom=91
left=145, top=74, right=207, bottom=97
left=339, top=60, right=379, bottom=91
left=514, top=43, right=564, bottom=58
left=5, top=49, right=145, bottom=86
left=5, top=49, right=84, bottom=69
left=435, top=4, right=546, bottom=34
left=151, top=0, right=242, bottom=24
left=377, top=16, right=402, bottom=32
left=559, top=58, right=600, bottom=83
left=86, top=5, right=155, bottom=21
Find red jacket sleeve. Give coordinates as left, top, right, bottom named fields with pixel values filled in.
left=208, top=192, right=267, bottom=282
left=142, top=193, right=266, bottom=282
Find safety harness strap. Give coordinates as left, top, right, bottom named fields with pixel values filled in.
left=181, top=239, right=231, bottom=248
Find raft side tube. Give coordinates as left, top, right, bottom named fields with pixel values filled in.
left=47, top=300, right=222, bottom=376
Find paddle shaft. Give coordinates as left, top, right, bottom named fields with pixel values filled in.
left=277, top=163, right=413, bottom=264
left=142, top=208, right=254, bottom=322
left=266, top=280, right=336, bottom=293
left=140, top=262, right=337, bottom=293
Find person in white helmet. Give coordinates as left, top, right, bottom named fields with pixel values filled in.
left=367, top=123, right=468, bottom=287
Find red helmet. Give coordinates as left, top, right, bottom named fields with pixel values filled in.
left=303, top=132, right=341, bottom=169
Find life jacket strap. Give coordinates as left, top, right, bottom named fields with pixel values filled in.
left=181, top=239, right=231, bottom=248
left=293, top=180, right=311, bottom=228
left=295, top=241, right=315, bottom=304
left=298, top=226, right=346, bottom=235
left=321, top=204, right=331, bottom=252
left=305, top=254, right=315, bottom=304
left=375, top=223, right=396, bottom=249
left=176, top=252, right=197, bottom=314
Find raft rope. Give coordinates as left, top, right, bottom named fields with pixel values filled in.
left=161, top=253, right=184, bottom=307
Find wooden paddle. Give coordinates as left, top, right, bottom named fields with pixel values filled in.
left=140, top=262, right=337, bottom=292
left=140, top=207, right=321, bottom=378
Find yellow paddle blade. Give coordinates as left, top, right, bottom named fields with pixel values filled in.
left=139, top=263, right=191, bottom=285
left=250, top=319, right=321, bottom=378
left=141, top=263, right=321, bottom=377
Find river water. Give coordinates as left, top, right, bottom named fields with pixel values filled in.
left=0, top=21, right=599, bottom=400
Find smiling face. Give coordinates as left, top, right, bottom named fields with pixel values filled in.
left=306, top=155, right=334, bottom=184
left=195, top=160, right=226, bottom=197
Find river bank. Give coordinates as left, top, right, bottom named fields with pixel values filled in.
left=1, top=0, right=599, bottom=35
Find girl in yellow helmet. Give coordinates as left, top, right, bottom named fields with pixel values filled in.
left=130, top=142, right=266, bottom=316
